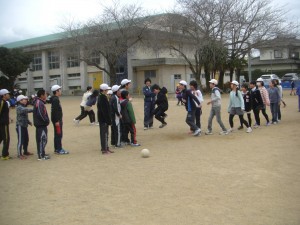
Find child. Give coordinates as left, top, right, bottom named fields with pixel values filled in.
left=256, top=78, right=271, bottom=126
left=16, top=95, right=34, bottom=159
left=240, top=83, right=252, bottom=129
left=205, top=79, right=228, bottom=135
left=0, top=89, right=11, bottom=160
left=110, top=85, right=122, bottom=148
left=97, top=83, right=113, bottom=154
left=227, top=81, right=252, bottom=133
left=143, top=78, right=156, bottom=130
left=249, top=81, right=264, bottom=128
left=151, top=84, right=168, bottom=128
left=73, top=86, right=93, bottom=125
left=297, top=84, right=300, bottom=112
left=175, top=84, right=183, bottom=106
left=33, top=90, right=50, bottom=160
left=274, top=79, right=285, bottom=121
left=268, top=80, right=281, bottom=124
left=120, top=91, right=141, bottom=146
left=178, top=80, right=201, bottom=136
left=50, top=85, right=69, bottom=155
left=190, top=80, right=204, bottom=130
left=85, top=89, right=99, bottom=125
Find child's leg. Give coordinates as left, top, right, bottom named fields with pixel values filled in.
left=247, top=112, right=252, bottom=127
left=16, top=125, right=22, bottom=157
left=207, top=108, right=215, bottom=131
left=261, top=106, right=270, bottom=123
left=23, top=127, right=29, bottom=154
left=229, top=114, right=234, bottom=128
left=253, top=108, right=261, bottom=126
left=215, top=107, right=227, bottom=131
left=129, top=124, right=137, bottom=144
left=238, top=115, right=249, bottom=128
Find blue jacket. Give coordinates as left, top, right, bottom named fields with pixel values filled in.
left=143, top=86, right=155, bottom=102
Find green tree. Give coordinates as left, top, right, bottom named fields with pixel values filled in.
left=0, top=47, right=31, bottom=90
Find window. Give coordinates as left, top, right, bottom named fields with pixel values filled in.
left=48, top=51, right=60, bottom=69
left=174, top=74, right=181, bottom=79
left=33, top=76, right=43, bottom=80
left=50, top=75, right=60, bottom=79
left=67, top=55, right=79, bottom=68
left=190, top=74, right=195, bottom=79
left=274, top=50, right=282, bottom=58
left=69, top=86, right=81, bottom=90
left=144, top=70, right=156, bottom=79
left=18, top=78, right=27, bottom=81
left=225, top=72, right=230, bottom=76
left=32, top=53, right=42, bottom=71
left=68, top=73, right=80, bottom=78
left=90, top=52, right=100, bottom=65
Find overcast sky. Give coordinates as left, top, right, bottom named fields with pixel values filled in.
left=0, top=0, right=299, bottom=45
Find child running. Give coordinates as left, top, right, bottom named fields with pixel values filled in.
left=227, top=81, right=252, bottom=133
left=205, top=79, right=228, bottom=135
left=16, top=95, right=34, bottom=159
left=151, top=84, right=168, bottom=128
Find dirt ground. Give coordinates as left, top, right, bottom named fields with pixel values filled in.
left=0, top=90, right=299, bottom=225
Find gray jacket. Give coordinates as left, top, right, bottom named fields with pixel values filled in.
left=16, top=104, right=33, bottom=127
left=210, top=87, right=222, bottom=107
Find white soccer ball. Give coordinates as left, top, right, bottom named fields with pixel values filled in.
left=141, top=149, right=150, bottom=158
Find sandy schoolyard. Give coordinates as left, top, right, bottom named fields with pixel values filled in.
left=0, top=91, right=299, bottom=225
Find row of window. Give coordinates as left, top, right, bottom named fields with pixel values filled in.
left=21, top=73, right=81, bottom=81
left=32, top=52, right=100, bottom=71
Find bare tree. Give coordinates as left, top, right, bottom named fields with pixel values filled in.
left=60, top=1, right=149, bottom=84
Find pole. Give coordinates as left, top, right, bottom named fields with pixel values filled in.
left=248, top=50, right=251, bottom=82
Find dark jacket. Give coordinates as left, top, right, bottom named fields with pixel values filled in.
left=86, top=95, right=97, bottom=107
left=33, top=98, right=49, bottom=127
left=143, top=86, right=156, bottom=102
left=0, top=99, right=9, bottom=125
left=97, top=93, right=111, bottom=125
left=182, top=89, right=200, bottom=112
left=250, top=88, right=263, bottom=110
left=242, top=91, right=252, bottom=112
left=49, top=95, right=62, bottom=123
left=120, top=99, right=136, bottom=124
left=155, top=87, right=168, bottom=111
left=110, top=94, right=120, bottom=119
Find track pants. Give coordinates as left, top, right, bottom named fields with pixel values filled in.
left=0, top=124, right=10, bottom=157
left=16, top=125, right=29, bottom=156
left=122, top=123, right=137, bottom=144
left=53, top=121, right=63, bottom=151
left=100, top=122, right=109, bottom=152
left=111, top=119, right=121, bottom=147
left=36, top=126, right=48, bottom=159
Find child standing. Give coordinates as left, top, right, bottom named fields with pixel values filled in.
left=97, top=83, right=113, bottom=154
left=268, top=80, right=281, bottom=124
left=110, top=85, right=122, bottom=148
left=143, top=78, right=156, bottom=130
left=16, top=95, right=34, bottom=159
left=205, top=79, right=228, bottom=135
left=296, top=84, right=300, bottom=112
left=240, top=83, right=252, bottom=129
left=178, top=80, right=201, bottom=136
left=256, top=78, right=271, bottom=126
left=120, top=91, right=141, bottom=146
left=151, top=84, right=168, bottom=128
left=227, top=81, right=252, bottom=133
left=0, top=89, right=11, bottom=160
left=33, top=90, right=50, bottom=160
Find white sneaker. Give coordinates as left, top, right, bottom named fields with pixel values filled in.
left=246, top=127, right=252, bottom=133
left=73, top=119, right=79, bottom=125
left=253, top=124, right=260, bottom=129
left=205, top=130, right=213, bottom=135
left=193, top=129, right=201, bottom=136
left=227, top=128, right=233, bottom=133
left=219, top=130, right=229, bottom=135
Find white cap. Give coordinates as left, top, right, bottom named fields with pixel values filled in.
left=19, top=90, right=23, bottom=93
left=107, top=90, right=113, bottom=95
left=17, top=95, right=28, bottom=102
left=100, top=83, right=109, bottom=90
left=179, top=80, right=187, bottom=86
left=209, top=79, right=218, bottom=85
left=51, top=85, right=61, bottom=92
left=121, top=79, right=131, bottom=86
left=256, top=78, right=263, bottom=82
left=111, top=85, right=120, bottom=92
left=107, top=86, right=112, bottom=90
left=0, top=89, right=10, bottom=96
left=231, top=80, right=239, bottom=86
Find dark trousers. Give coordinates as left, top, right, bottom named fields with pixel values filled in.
left=53, top=121, right=63, bottom=151
left=36, top=126, right=48, bottom=159
left=75, top=106, right=95, bottom=123
left=0, top=124, right=10, bottom=157
left=16, top=125, right=29, bottom=156
left=278, top=105, right=281, bottom=120
left=195, top=108, right=202, bottom=129
left=111, top=118, right=121, bottom=146
left=153, top=107, right=166, bottom=124
left=253, top=108, right=261, bottom=125
left=144, top=101, right=154, bottom=127
left=122, top=123, right=137, bottom=144
left=240, top=112, right=252, bottom=127
left=229, top=114, right=249, bottom=128
left=261, top=106, right=270, bottom=123
left=100, top=122, right=109, bottom=152
left=270, top=103, right=279, bottom=122
left=186, top=110, right=199, bottom=131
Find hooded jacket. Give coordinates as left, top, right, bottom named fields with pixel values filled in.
left=155, top=87, right=168, bottom=111
left=181, top=89, right=200, bottom=112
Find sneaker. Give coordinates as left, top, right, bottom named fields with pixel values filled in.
left=193, top=129, right=201, bottom=136
left=38, top=155, right=50, bottom=160
left=144, top=127, right=148, bottom=130
left=23, top=152, right=34, bottom=156
left=55, top=149, right=69, bottom=155
left=159, top=123, right=167, bottom=128
left=237, top=126, right=243, bottom=130
left=246, top=127, right=253, bottom=133
left=1, top=156, right=12, bottom=160
left=107, top=149, right=115, bottom=153
left=131, top=143, right=141, bottom=147
left=253, top=124, right=260, bottom=129
left=219, top=130, right=229, bottom=135
left=18, top=155, right=27, bottom=160
left=149, top=126, right=154, bottom=129
left=73, top=119, right=79, bottom=125
left=227, top=128, right=233, bottom=133
left=102, top=151, right=109, bottom=155
left=205, top=130, right=213, bottom=135
left=271, top=121, right=277, bottom=125
left=266, top=122, right=271, bottom=126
